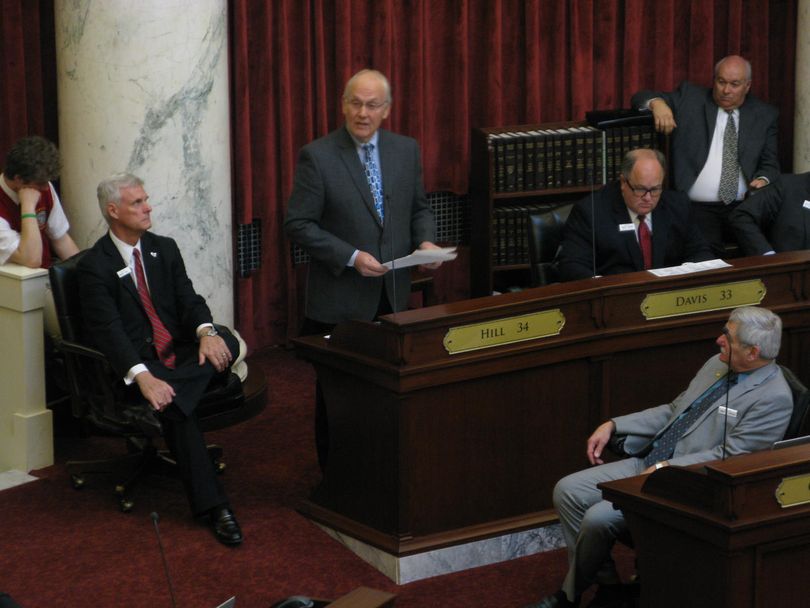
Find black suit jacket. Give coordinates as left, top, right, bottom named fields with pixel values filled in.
left=77, top=231, right=213, bottom=381
left=557, top=182, right=713, bottom=281
left=631, top=81, right=779, bottom=193
left=284, top=126, right=435, bottom=324
left=729, top=173, right=810, bottom=256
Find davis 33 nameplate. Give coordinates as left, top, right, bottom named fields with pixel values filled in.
left=640, top=279, right=766, bottom=320
left=443, top=310, right=565, bottom=354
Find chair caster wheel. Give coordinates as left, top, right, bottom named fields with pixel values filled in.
left=71, top=474, right=85, bottom=489
left=215, top=461, right=226, bottom=474
left=119, top=498, right=134, bottom=512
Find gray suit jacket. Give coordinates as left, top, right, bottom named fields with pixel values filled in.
left=631, top=82, right=779, bottom=193
left=729, top=172, right=810, bottom=256
left=613, top=354, right=791, bottom=467
left=285, top=126, right=435, bottom=324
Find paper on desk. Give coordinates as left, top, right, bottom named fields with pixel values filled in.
left=647, top=258, right=731, bottom=277
left=382, top=247, right=457, bottom=269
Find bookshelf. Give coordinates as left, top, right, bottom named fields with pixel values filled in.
left=469, top=119, right=660, bottom=296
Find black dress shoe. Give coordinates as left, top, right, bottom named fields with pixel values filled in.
left=121, top=404, right=163, bottom=437
left=524, top=590, right=579, bottom=608
left=210, top=507, right=243, bottom=546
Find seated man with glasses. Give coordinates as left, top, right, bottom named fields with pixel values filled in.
left=557, top=148, right=713, bottom=282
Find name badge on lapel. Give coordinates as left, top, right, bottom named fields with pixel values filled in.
left=619, top=223, right=635, bottom=232
left=802, top=200, right=810, bottom=210
left=117, top=267, right=132, bottom=279
left=718, top=406, right=738, bottom=418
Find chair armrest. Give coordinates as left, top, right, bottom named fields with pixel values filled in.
left=607, top=433, right=629, bottom=456
left=56, top=339, right=108, bottom=361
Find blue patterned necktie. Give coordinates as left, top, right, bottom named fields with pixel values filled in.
left=643, top=372, right=738, bottom=466
left=362, top=143, right=384, bottom=222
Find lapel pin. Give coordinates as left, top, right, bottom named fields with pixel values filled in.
left=150, top=251, right=158, bottom=258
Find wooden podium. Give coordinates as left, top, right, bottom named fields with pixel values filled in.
left=600, top=444, right=810, bottom=608
left=292, top=252, right=810, bottom=556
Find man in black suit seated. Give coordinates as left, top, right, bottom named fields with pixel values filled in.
left=77, top=173, right=243, bottom=546
left=729, top=173, right=810, bottom=256
left=631, top=55, right=780, bottom=257
left=557, top=148, right=712, bottom=281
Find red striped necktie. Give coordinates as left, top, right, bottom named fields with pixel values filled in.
left=132, top=248, right=176, bottom=369
left=637, top=214, right=652, bottom=270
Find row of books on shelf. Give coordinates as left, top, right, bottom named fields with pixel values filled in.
left=492, top=204, right=562, bottom=266
left=489, top=124, right=660, bottom=193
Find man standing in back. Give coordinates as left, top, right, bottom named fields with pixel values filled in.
left=632, top=55, right=779, bottom=256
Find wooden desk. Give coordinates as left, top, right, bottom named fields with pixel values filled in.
left=600, top=445, right=810, bottom=608
left=293, top=252, right=810, bottom=555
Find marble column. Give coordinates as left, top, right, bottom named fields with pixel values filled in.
left=0, top=265, right=53, bottom=472
left=54, top=0, right=234, bottom=324
left=795, top=0, right=810, bottom=172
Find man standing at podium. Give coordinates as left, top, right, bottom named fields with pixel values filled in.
left=527, top=306, right=792, bottom=608
left=285, top=69, right=440, bottom=469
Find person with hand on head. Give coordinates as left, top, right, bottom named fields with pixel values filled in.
left=632, top=55, right=779, bottom=257
left=77, top=173, right=244, bottom=546
left=0, top=136, right=79, bottom=268
left=526, top=307, right=792, bottom=608
left=285, top=69, right=440, bottom=468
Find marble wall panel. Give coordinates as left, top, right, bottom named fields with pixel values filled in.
left=54, top=0, right=234, bottom=324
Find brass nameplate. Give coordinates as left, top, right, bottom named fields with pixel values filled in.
left=640, top=279, right=766, bottom=320
left=443, top=310, right=565, bottom=355
left=775, top=474, right=810, bottom=508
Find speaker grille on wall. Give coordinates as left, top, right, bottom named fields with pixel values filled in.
left=291, top=191, right=469, bottom=265
left=237, top=218, right=262, bottom=278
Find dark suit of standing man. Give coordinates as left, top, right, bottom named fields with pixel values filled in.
left=285, top=69, right=440, bottom=468
left=729, top=173, right=810, bottom=256
left=557, top=149, right=712, bottom=281
left=631, top=55, right=779, bottom=257
left=77, top=173, right=243, bottom=546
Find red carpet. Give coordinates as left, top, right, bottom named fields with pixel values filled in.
left=0, top=348, right=631, bottom=607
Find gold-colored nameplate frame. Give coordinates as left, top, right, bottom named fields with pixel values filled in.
left=775, top=473, right=810, bottom=508
left=640, top=279, right=766, bottom=320
left=443, top=310, right=565, bottom=355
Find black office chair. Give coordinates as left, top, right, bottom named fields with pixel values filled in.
left=778, top=365, right=810, bottom=440
left=527, top=203, right=573, bottom=286
left=49, top=250, right=265, bottom=512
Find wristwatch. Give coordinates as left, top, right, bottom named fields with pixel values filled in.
left=654, top=462, right=665, bottom=470
left=202, top=326, right=218, bottom=338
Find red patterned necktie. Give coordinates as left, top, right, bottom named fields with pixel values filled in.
left=637, top=214, right=652, bottom=270
left=132, top=248, right=176, bottom=369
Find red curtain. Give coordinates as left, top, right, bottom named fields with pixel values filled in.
left=231, top=0, right=797, bottom=350
left=0, top=0, right=57, bottom=156
left=2, top=1, right=798, bottom=350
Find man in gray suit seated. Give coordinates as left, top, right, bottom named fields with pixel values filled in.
left=632, top=56, right=779, bottom=257
left=527, top=306, right=792, bottom=608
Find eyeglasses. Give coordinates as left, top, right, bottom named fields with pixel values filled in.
left=345, top=99, right=389, bottom=113
left=625, top=180, right=664, bottom=198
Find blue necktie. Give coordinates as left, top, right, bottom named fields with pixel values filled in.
left=362, top=143, right=384, bottom=222
left=643, top=372, right=738, bottom=466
